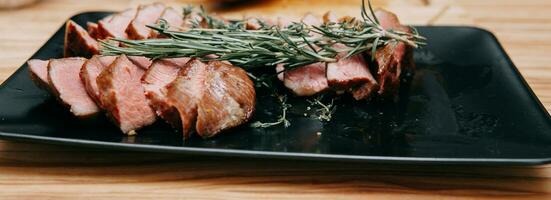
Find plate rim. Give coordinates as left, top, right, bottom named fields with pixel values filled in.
left=1, top=131, right=550, bottom=165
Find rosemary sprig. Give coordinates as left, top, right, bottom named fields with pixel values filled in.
left=100, top=0, right=425, bottom=72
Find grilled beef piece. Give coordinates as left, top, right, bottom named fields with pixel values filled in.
left=282, top=63, right=329, bottom=96
left=195, top=61, right=255, bottom=138
left=322, top=13, right=380, bottom=99
left=278, top=14, right=329, bottom=96
left=351, top=79, right=379, bottom=100
left=96, top=55, right=156, bottom=134
left=97, top=8, right=137, bottom=39
left=28, top=59, right=50, bottom=90
left=326, top=44, right=376, bottom=89
left=245, top=18, right=262, bottom=30
left=199, top=13, right=229, bottom=28
left=87, top=22, right=99, bottom=39
left=276, top=16, right=292, bottom=28
left=164, top=60, right=255, bottom=138
left=164, top=59, right=208, bottom=138
left=274, top=11, right=413, bottom=99
left=80, top=55, right=116, bottom=104
left=373, top=9, right=414, bottom=97
left=128, top=56, right=152, bottom=70
left=301, top=13, right=323, bottom=27
left=149, top=7, right=184, bottom=38
left=322, top=11, right=338, bottom=24
left=142, top=57, right=191, bottom=124
left=64, top=20, right=99, bottom=58
left=48, top=58, right=100, bottom=117
left=245, top=17, right=275, bottom=30
left=126, top=3, right=166, bottom=40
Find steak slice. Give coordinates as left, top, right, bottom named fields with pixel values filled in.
left=149, top=7, right=184, bottom=38
left=283, top=63, right=328, bottom=96
left=128, top=56, right=152, bottom=70
left=28, top=59, right=50, bottom=90
left=276, top=16, right=292, bottom=28
left=47, top=57, right=99, bottom=117
left=80, top=55, right=116, bottom=104
left=96, top=55, right=156, bottom=134
left=373, top=9, right=414, bottom=97
left=97, top=8, right=137, bottom=39
left=64, top=20, right=99, bottom=58
left=351, top=80, right=380, bottom=100
left=87, top=22, right=99, bottom=39
left=142, top=57, right=191, bottom=124
left=321, top=13, right=380, bottom=99
left=165, top=59, right=209, bottom=138
left=322, top=11, right=338, bottom=24
left=301, top=13, right=323, bottom=27
left=278, top=14, right=328, bottom=96
left=195, top=61, right=255, bottom=138
left=326, top=44, right=376, bottom=91
left=126, top=3, right=166, bottom=40
left=245, top=17, right=275, bottom=30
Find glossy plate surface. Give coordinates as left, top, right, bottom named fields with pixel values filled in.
left=1, top=12, right=551, bottom=165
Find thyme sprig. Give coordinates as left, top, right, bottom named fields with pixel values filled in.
left=100, top=0, right=425, bottom=72
left=307, top=95, right=337, bottom=122
left=250, top=95, right=291, bottom=128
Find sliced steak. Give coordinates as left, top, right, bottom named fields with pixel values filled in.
left=377, top=9, right=408, bottom=32
left=195, top=61, right=255, bottom=138
left=301, top=13, right=323, bottom=27
left=322, top=11, right=338, bottom=24
left=80, top=55, right=116, bottom=104
left=28, top=59, right=50, bottom=90
left=165, top=59, right=209, bottom=138
left=87, top=22, right=99, bottom=39
left=142, top=57, right=191, bottom=124
left=329, top=55, right=378, bottom=100
left=301, top=13, right=323, bottom=37
left=319, top=13, right=380, bottom=99
left=351, top=80, right=380, bottom=100
left=276, top=16, right=292, bottom=28
left=278, top=14, right=328, bottom=96
left=64, top=20, right=99, bottom=58
left=96, top=55, right=156, bottom=134
left=128, top=56, right=152, bottom=70
left=47, top=57, right=99, bottom=117
left=245, top=17, right=275, bottom=30
left=283, top=63, right=328, bottom=96
left=164, top=60, right=255, bottom=138
left=199, top=14, right=229, bottom=28
left=126, top=3, right=166, bottom=40
left=150, top=7, right=184, bottom=38
left=373, top=9, right=414, bottom=97
left=327, top=44, right=376, bottom=90
left=97, top=8, right=137, bottom=39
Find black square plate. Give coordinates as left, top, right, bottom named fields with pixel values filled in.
left=1, top=12, right=550, bottom=165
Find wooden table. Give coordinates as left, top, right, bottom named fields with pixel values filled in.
left=0, top=0, right=550, bottom=199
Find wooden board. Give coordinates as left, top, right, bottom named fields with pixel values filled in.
left=0, top=0, right=550, bottom=199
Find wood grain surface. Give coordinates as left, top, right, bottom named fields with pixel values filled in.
left=0, top=0, right=550, bottom=199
